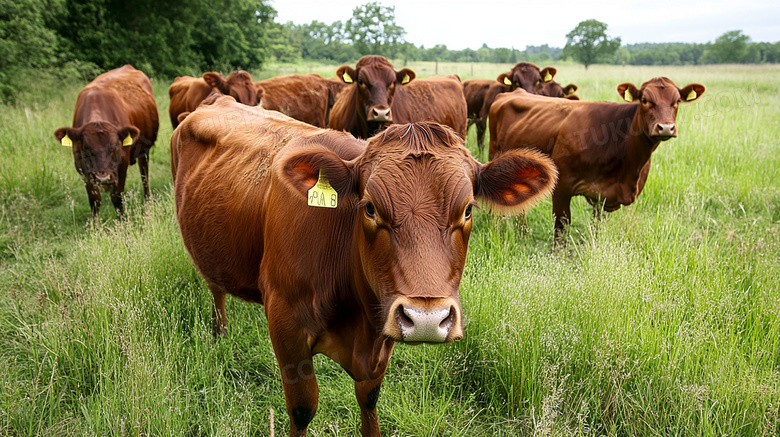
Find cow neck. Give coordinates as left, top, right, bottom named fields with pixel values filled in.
left=623, top=103, right=657, bottom=172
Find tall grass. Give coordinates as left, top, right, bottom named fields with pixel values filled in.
left=0, top=64, right=778, bottom=436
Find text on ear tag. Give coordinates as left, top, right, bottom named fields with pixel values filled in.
left=342, top=72, right=353, bottom=83
left=686, top=89, right=697, bottom=101
left=308, top=170, right=338, bottom=208
left=122, top=134, right=133, bottom=146
left=61, top=134, right=73, bottom=147
left=624, top=89, right=633, bottom=102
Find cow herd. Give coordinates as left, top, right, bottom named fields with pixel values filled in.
left=53, top=56, right=704, bottom=436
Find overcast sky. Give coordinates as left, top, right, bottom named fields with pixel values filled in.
left=270, top=0, right=780, bottom=50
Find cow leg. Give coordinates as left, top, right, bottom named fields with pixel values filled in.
left=552, top=189, right=572, bottom=244
left=111, top=164, right=128, bottom=218
left=355, top=376, right=385, bottom=437
left=209, top=285, right=228, bottom=336
left=138, top=154, right=151, bottom=201
left=476, top=117, right=487, bottom=154
left=86, top=182, right=102, bottom=218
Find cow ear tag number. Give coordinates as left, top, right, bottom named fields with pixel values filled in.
left=686, top=89, right=697, bottom=101
left=308, top=170, right=338, bottom=208
left=122, top=134, right=133, bottom=147
left=624, top=89, right=633, bottom=102
left=61, top=134, right=73, bottom=147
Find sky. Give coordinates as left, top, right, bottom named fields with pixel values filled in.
left=270, top=0, right=780, bottom=50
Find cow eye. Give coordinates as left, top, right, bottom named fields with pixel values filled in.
left=641, top=98, right=648, bottom=104
left=364, top=201, right=375, bottom=218
left=464, top=204, right=473, bottom=220
left=358, top=79, right=364, bottom=86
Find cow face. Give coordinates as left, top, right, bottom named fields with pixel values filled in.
left=54, top=122, right=139, bottom=189
left=618, top=77, right=705, bottom=141
left=336, top=55, right=415, bottom=126
left=539, top=81, right=578, bottom=98
left=281, top=122, right=557, bottom=344
left=497, top=63, right=555, bottom=94
left=203, top=71, right=258, bottom=106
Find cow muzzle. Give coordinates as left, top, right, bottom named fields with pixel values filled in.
left=383, top=296, right=463, bottom=344
left=368, top=106, right=392, bottom=123
left=88, top=172, right=116, bottom=190
left=652, top=123, right=677, bottom=139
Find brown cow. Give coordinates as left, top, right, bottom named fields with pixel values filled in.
left=255, top=74, right=333, bottom=127
left=168, top=70, right=257, bottom=128
left=539, top=80, right=579, bottom=99
left=328, top=55, right=468, bottom=139
left=489, top=77, right=705, bottom=241
left=172, top=96, right=557, bottom=436
left=463, top=78, right=510, bottom=153
left=54, top=64, right=158, bottom=218
left=497, top=62, right=558, bottom=94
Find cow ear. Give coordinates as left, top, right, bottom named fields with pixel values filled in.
left=541, top=67, right=557, bottom=82
left=54, top=127, right=80, bottom=147
left=117, top=126, right=141, bottom=147
left=337, top=66, right=357, bottom=84
left=396, top=68, right=415, bottom=85
left=203, top=72, right=229, bottom=94
left=617, top=83, right=639, bottom=102
left=564, top=84, right=578, bottom=95
left=679, top=83, right=705, bottom=102
left=497, top=73, right=512, bottom=86
left=279, top=146, right=354, bottom=204
left=474, top=148, right=558, bottom=215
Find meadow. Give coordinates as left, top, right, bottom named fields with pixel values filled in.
left=0, top=62, right=778, bottom=436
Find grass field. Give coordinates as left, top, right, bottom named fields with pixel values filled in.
left=0, top=62, right=778, bottom=436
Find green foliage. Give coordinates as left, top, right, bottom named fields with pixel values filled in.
left=345, top=1, right=405, bottom=57
left=563, top=19, right=621, bottom=69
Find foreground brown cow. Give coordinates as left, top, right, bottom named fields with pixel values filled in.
left=255, top=74, right=333, bottom=127
left=172, top=96, right=557, bottom=436
left=489, top=77, right=705, bottom=240
left=168, top=70, right=257, bottom=128
left=54, top=65, right=158, bottom=218
left=328, top=55, right=468, bottom=138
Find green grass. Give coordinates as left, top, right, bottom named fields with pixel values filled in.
left=0, top=63, right=778, bottom=436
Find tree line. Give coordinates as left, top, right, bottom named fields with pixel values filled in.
left=2, top=0, right=779, bottom=103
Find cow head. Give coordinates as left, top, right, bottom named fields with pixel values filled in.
left=54, top=122, right=139, bottom=189
left=280, top=122, right=557, bottom=344
left=336, top=55, right=415, bottom=127
left=539, top=80, right=579, bottom=99
left=203, top=71, right=258, bottom=106
left=497, top=63, right=555, bottom=94
left=618, top=77, right=705, bottom=141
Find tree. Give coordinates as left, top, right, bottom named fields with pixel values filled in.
left=711, top=30, right=751, bottom=63
left=345, top=2, right=405, bottom=57
left=563, top=19, right=621, bottom=69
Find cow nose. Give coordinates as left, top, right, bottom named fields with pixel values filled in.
left=370, top=107, right=391, bottom=122
left=94, top=172, right=112, bottom=184
left=656, top=123, right=676, bottom=137
left=394, top=304, right=455, bottom=343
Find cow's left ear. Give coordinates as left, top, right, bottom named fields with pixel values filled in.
left=203, top=72, right=230, bottom=94
left=117, top=126, right=141, bottom=147
left=396, top=68, right=415, bottom=85
left=540, top=67, right=557, bottom=82
left=679, top=83, right=706, bottom=102
left=279, top=146, right=355, bottom=203
left=474, top=148, right=558, bottom=215
left=564, top=84, right=578, bottom=95
left=617, top=83, right=640, bottom=102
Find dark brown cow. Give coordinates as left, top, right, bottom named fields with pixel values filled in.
left=255, top=74, right=332, bottom=127
left=489, top=77, right=705, bottom=240
left=54, top=64, right=158, bottom=218
left=497, top=62, right=557, bottom=94
left=328, top=55, right=468, bottom=139
left=463, top=78, right=510, bottom=153
left=172, top=96, right=557, bottom=436
left=168, top=70, right=257, bottom=128
left=539, top=80, right=579, bottom=99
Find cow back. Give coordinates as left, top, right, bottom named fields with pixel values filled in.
left=255, top=74, right=330, bottom=127
left=393, top=76, right=468, bottom=137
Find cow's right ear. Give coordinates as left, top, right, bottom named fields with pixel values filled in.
left=540, top=67, right=557, bottom=82
left=396, top=68, right=415, bottom=85
left=54, top=127, right=80, bottom=147
left=337, top=66, right=357, bottom=84
left=617, top=83, right=639, bottom=102
left=497, top=73, right=512, bottom=86
left=279, top=146, right=355, bottom=203
left=203, top=72, right=230, bottom=94
left=564, top=84, right=578, bottom=95
left=474, top=148, right=558, bottom=216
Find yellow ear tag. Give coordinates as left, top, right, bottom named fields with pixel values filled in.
left=503, top=77, right=512, bottom=86
left=307, top=170, right=338, bottom=209
left=544, top=72, right=553, bottom=82
left=61, top=134, right=73, bottom=147
left=686, top=89, right=697, bottom=101
left=567, top=88, right=575, bottom=95
left=624, top=89, right=633, bottom=102
left=342, top=72, right=353, bottom=83
left=401, top=74, right=410, bottom=84
left=122, top=134, right=133, bottom=147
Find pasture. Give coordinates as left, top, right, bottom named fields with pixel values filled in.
left=0, top=62, right=778, bottom=436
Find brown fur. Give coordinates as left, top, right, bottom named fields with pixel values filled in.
left=489, top=77, right=705, bottom=240
left=168, top=70, right=257, bottom=128
left=172, top=96, right=557, bottom=436
left=53, top=64, right=158, bottom=218
left=255, top=74, right=334, bottom=127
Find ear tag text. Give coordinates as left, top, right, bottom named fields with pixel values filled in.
left=61, top=134, right=73, bottom=147
left=308, top=170, right=338, bottom=209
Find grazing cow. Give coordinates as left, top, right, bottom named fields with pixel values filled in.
left=168, top=70, right=257, bottom=128
left=54, top=64, right=158, bottom=218
left=328, top=55, right=468, bottom=139
left=255, top=74, right=332, bottom=127
left=172, top=96, right=557, bottom=436
left=489, top=77, right=705, bottom=240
